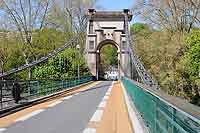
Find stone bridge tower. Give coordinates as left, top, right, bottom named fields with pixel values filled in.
left=85, top=9, right=132, bottom=80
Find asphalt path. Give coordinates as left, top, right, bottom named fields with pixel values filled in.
left=3, top=81, right=112, bottom=133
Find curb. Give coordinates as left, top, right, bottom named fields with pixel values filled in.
left=120, top=81, right=148, bottom=133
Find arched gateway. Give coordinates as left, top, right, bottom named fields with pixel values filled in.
left=85, top=9, right=132, bottom=80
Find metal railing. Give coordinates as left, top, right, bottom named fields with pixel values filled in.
left=0, top=76, right=93, bottom=110
left=122, top=77, right=200, bottom=133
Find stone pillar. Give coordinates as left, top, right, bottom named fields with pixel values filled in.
left=85, top=9, right=132, bottom=80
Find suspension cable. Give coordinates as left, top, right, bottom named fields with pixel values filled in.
left=0, top=16, right=88, bottom=78
left=124, top=14, right=159, bottom=88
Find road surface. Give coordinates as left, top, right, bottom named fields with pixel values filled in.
left=1, top=81, right=112, bottom=133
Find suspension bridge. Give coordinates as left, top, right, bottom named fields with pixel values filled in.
left=0, top=9, right=199, bottom=133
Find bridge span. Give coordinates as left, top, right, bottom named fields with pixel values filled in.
left=0, top=9, right=199, bottom=133
left=0, top=79, right=199, bottom=133
left=0, top=81, right=133, bottom=133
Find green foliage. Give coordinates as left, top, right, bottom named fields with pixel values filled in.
left=0, top=33, right=25, bottom=73
left=32, top=28, right=67, bottom=59
left=100, top=44, right=118, bottom=67
left=0, top=0, right=91, bottom=80
left=32, top=48, right=90, bottom=79
left=179, top=29, right=200, bottom=106
left=0, top=29, right=8, bottom=32
left=132, top=22, right=200, bottom=106
left=130, top=23, right=150, bottom=33
left=183, top=29, right=200, bottom=86
left=99, top=44, right=118, bottom=77
left=5, top=48, right=25, bottom=69
left=0, top=28, right=76, bottom=79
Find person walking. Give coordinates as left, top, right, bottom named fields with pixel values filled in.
left=12, top=79, right=21, bottom=104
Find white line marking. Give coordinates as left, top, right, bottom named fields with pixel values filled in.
left=15, top=109, right=44, bottom=122
left=103, top=95, right=109, bottom=100
left=112, top=81, right=114, bottom=85
left=0, top=128, right=6, bottom=132
left=108, top=87, right=112, bottom=92
left=74, top=92, right=80, bottom=96
left=47, top=101, right=62, bottom=107
left=106, top=92, right=111, bottom=95
left=62, top=95, right=73, bottom=100
left=98, top=101, right=107, bottom=108
left=90, top=110, right=103, bottom=122
left=83, top=128, right=96, bottom=133
left=107, top=90, right=112, bottom=93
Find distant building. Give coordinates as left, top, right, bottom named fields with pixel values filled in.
left=104, top=66, right=118, bottom=80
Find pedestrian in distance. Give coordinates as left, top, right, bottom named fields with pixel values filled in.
left=12, top=79, right=21, bottom=104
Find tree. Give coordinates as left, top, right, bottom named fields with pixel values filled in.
left=100, top=44, right=118, bottom=72
left=46, top=0, right=96, bottom=51
left=130, top=23, right=150, bottom=34
left=0, top=31, right=8, bottom=77
left=63, top=0, right=96, bottom=51
left=177, top=29, right=200, bottom=106
left=32, top=48, right=90, bottom=79
left=0, top=0, right=98, bottom=80
left=64, top=0, right=96, bottom=31
left=32, top=28, right=67, bottom=60
left=182, top=29, right=200, bottom=86
left=0, top=48, right=7, bottom=77
left=0, top=0, right=50, bottom=78
left=130, top=1, right=200, bottom=106
left=133, top=0, right=200, bottom=33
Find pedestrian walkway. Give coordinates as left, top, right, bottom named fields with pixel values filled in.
left=0, top=81, right=134, bottom=133
left=84, top=81, right=133, bottom=133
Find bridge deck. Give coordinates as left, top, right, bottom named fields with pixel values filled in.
left=0, top=81, right=133, bottom=133
left=95, top=81, right=132, bottom=133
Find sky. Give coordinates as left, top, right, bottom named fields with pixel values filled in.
left=94, top=0, right=140, bottom=23
left=95, top=0, right=134, bottom=11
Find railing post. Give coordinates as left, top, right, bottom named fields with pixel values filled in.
left=45, top=81, right=47, bottom=95
left=29, top=80, right=31, bottom=97
left=51, top=80, right=53, bottom=93
left=43, top=80, right=47, bottom=96
left=154, top=98, right=158, bottom=132
left=62, top=80, right=64, bottom=89
left=37, top=81, right=40, bottom=97
left=0, top=81, right=3, bottom=109
left=29, top=80, right=33, bottom=95
left=172, top=108, right=176, bottom=133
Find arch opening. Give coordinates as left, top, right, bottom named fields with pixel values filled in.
left=96, top=40, right=120, bottom=80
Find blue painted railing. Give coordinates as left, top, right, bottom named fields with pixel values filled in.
left=122, top=78, right=200, bottom=133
